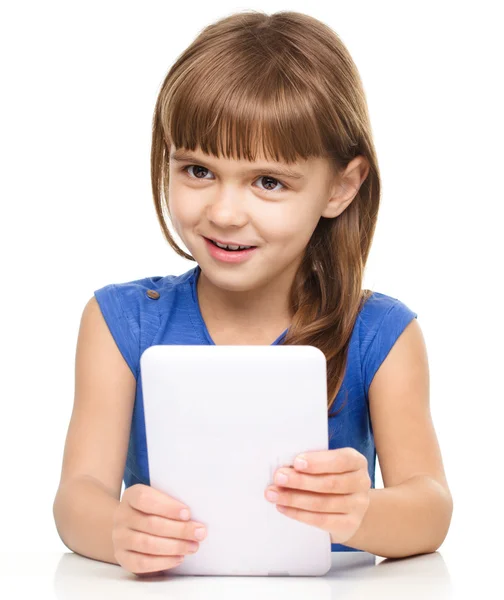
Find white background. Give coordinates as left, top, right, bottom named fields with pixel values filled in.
left=1, top=0, right=502, bottom=565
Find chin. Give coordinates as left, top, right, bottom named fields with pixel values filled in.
left=201, top=263, right=266, bottom=290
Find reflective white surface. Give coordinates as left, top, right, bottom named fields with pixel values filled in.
left=0, top=545, right=495, bottom=599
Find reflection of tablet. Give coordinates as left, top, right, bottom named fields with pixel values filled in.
left=140, top=344, right=332, bottom=577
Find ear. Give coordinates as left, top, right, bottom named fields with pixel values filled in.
left=321, top=156, right=370, bottom=219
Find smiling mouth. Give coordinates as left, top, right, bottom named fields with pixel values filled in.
left=205, top=237, right=257, bottom=250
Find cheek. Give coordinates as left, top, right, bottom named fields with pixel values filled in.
left=168, top=191, right=200, bottom=229
left=265, top=209, right=317, bottom=247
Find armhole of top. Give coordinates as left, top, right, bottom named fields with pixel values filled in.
left=362, top=300, right=418, bottom=401
left=93, top=284, right=140, bottom=380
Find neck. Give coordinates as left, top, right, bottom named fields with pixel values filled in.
left=195, top=261, right=299, bottom=329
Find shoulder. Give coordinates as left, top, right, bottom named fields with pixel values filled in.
left=93, top=268, right=195, bottom=319
left=357, top=290, right=418, bottom=340
left=94, top=269, right=191, bottom=302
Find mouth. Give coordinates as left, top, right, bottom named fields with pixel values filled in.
left=204, top=237, right=257, bottom=251
left=202, top=236, right=259, bottom=262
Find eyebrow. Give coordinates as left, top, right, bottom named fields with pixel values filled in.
left=169, top=150, right=305, bottom=180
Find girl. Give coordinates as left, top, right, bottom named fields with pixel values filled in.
left=53, top=10, right=453, bottom=576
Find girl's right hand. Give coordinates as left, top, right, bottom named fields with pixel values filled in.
left=112, top=483, right=207, bottom=576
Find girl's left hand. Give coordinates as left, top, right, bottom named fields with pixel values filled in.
left=264, top=447, right=371, bottom=545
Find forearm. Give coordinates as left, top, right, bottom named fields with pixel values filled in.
left=53, top=476, right=121, bottom=566
left=334, top=475, right=453, bottom=558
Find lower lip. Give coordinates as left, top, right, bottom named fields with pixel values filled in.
left=203, top=237, right=258, bottom=263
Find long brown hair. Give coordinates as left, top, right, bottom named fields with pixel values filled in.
left=150, top=10, right=379, bottom=416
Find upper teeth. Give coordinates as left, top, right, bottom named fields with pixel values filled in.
left=214, top=241, right=252, bottom=250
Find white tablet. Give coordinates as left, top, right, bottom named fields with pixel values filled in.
left=140, top=344, right=332, bottom=577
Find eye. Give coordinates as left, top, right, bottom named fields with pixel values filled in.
left=181, top=165, right=287, bottom=193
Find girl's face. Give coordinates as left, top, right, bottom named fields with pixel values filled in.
left=167, top=144, right=355, bottom=292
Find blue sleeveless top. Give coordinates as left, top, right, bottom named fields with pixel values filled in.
left=94, top=264, right=417, bottom=552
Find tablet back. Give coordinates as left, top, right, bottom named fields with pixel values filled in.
left=140, top=344, right=332, bottom=576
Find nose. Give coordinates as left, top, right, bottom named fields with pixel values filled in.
left=206, top=186, right=249, bottom=228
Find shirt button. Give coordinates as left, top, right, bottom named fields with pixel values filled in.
left=146, top=290, right=160, bottom=299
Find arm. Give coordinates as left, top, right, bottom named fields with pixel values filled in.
left=334, top=474, right=453, bottom=558
left=52, top=296, right=136, bottom=566
left=346, top=317, right=453, bottom=558
left=53, top=475, right=120, bottom=565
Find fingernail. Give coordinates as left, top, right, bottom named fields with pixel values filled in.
left=275, top=472, right=288, bottom=485
left=266, top=489, right=279, bottom=502
left=179, top=509, right=190, bottom=520
left=294, top=457, right=308, bottom=470
left=187, top=542, right=199, bottom=553
left=195, top=527, right=207, bottom=540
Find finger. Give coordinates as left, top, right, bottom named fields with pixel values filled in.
left=127, top=485, right=193, bottom=521
left=273, top=467, right=368, bottom=494
left=119, top=549, right=184, bottom=575
left=275, top=504, right=358, bottom=537
left=266, top=486, right=365, bottom=513
left=129, top=507, right=207, bottom=543
left=293, top=447, right=368, bottom=475
left=124, top=528, right=200, bottom=556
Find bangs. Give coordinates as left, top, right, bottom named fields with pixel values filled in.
left=160, top=55, right=339, bottom=168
